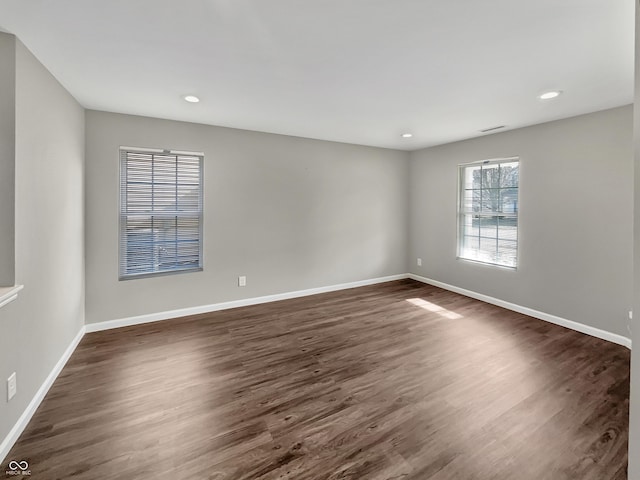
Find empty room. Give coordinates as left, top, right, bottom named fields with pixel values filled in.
left=1, top=0, right=639, bottom=479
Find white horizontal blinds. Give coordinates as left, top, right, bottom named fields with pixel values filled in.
left=119, top=149, right=203, bottom=279
left=459, top=158, right=519, bottom=268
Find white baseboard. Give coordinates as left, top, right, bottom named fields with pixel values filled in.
left=408, top=274, right=632, bottom=349
left=86, top=272, right=633, bottom=348
left=85, top=274, right=409, bottom=333
left=0, top=325, right=86, bottom=463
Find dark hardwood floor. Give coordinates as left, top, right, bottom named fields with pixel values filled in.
left=4, top=279, right=629, bottom=479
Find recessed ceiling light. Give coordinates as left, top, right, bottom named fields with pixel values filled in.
left=183, top=95, right=200, bottom=103
left=401, top=133, right=413, bottom=138
left=538, top=90, right=562, bottom=100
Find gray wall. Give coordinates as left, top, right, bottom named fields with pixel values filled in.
left=85, top=111, right=409, bottom=324
left=0, top=33, right=15, bottom=287
left=0, top=40, right=85, bottom=444
left=628, top=0, right=639, bottom=475
left=409, top=106, right=633, bottom=337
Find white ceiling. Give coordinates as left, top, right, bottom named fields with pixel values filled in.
left=0, top=0, right=634, bottom=150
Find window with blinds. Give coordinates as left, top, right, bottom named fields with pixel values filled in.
left=119, top=148, right=203, bottom=279
left=458, top=157, right=519, bottom=268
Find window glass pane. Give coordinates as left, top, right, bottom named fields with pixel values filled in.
left=479, top=237, right=498, bottom=263
left=480, top=163, right=500, bottom=189
left=464, top=165, right=482, bottom=190
left=461, top=214, right=478, bottom=237
left=497, top=217, right=518, bottom=241
left=462, top=190, right=478, bottom=213
left=497, top=240, right=517, bottom=267
left=500, top=188, right=518, bottom=214
left=461, top=235, right=480, bottom=259
left=480, top=188, right=502, bottom=213
left=500, top=162, right=519, bottom=187
left=479, top=216, right=497, bottom=239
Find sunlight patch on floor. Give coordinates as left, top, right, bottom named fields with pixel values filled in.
left=406, top=298, right=463, bottom=319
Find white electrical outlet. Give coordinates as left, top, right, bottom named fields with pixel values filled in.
left=7, top=372, right=16, bottom=401
left=629, top=311, right=633, bottom=320
left=417, top=258, right=422, bottom=267
left=238, top=276, right=247, bottom=287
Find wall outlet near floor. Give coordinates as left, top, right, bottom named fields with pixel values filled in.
left=417, top=258, right=422, bottom=267
left=7, top=372, right=16, bottom=401
left=238, top=276, right=247, bottom=287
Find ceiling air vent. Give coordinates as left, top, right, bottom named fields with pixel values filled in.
left=479, top=125, right=506, bottom=133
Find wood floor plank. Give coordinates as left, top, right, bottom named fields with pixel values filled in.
left=3, top=279, right=629, bottom=479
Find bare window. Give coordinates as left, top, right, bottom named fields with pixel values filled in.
left=458, top=158, right=519, bottom=268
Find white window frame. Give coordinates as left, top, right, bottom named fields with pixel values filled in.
left=457, top=157, right=520, bottom=269
left=119, top=147, right=204, bottom=280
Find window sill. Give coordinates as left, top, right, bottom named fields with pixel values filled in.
left=0, top=285, right=24, bottom=309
